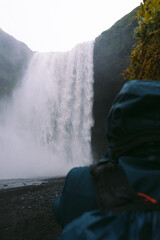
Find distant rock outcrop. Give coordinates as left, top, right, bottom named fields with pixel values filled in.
left=92, top=7, right=139, bottom=160
left=0, top=28, right=32, bottom=97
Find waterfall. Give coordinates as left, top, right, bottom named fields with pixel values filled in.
left=0, top=41, right=94, bottom=179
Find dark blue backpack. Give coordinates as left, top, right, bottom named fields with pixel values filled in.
left=58, top=161, right=160, bottom=240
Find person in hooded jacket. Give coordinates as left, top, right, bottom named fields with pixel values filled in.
left=53, top=80, right=160, bottom=240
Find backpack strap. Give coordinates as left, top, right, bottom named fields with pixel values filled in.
left=90, top=161, right=160, bottom=212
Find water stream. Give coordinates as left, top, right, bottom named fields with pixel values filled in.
left=0, top=41, right=94, bottom=179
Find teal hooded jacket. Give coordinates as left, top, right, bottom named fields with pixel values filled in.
left=54, top=80, right=160, bottom=229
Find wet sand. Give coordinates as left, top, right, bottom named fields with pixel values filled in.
left=0, top=178, right=65, bottom=240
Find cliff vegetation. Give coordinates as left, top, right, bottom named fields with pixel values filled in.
left=124, top=0, right=160, bottom=80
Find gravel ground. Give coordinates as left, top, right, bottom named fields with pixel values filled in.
left=0, top=178, right=65, bottom=240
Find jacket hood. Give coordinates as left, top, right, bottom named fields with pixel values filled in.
left=106, top=80, right=160, bottom=158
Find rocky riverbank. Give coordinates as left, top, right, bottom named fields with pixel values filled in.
left=0, top=178, right=65, bottom=240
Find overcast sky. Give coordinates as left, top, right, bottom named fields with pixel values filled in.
left=0, top=0, right=142, bottom=52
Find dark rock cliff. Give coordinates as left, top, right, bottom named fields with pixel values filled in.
left=92, top=7, right=139, bottom=160
left=0, top=28, right=33, bottom=97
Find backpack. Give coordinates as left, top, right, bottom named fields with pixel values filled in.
left=58, top=161, right=160, bottom=240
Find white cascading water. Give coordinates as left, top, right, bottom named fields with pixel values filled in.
left=0, top=41, right=94, bottom=179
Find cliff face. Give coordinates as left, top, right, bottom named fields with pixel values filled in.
left=92, top=7, right=139, bottom=160
left=0, top=28, right=33, bottom=97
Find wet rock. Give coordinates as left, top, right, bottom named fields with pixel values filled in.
left=0, top=177, right=65, bottom=240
